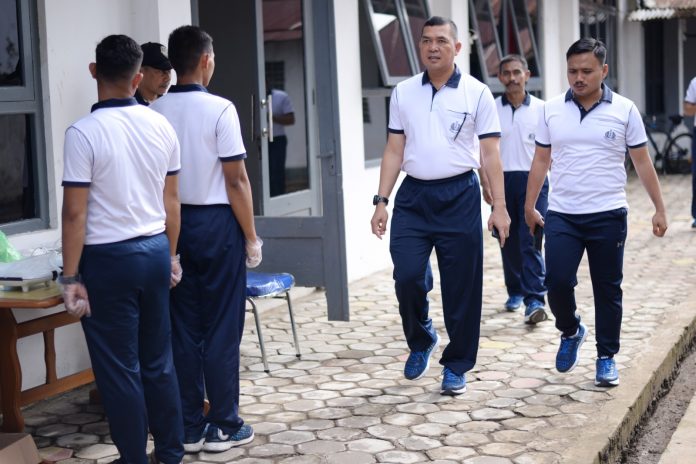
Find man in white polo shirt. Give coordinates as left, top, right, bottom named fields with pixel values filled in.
left=150, top=25, right=261, bottom=453
left=493, top=54, right=548, bottom=323
left=525, top=38, right=667, bottom=387
left=682, top=76, right=696, bottom=228
left=61, top=34, right=184, bottom=464
left=370, top=16, right=510, bottom=396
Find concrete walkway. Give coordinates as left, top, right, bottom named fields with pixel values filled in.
left=19, top=174, right=696, bottom=464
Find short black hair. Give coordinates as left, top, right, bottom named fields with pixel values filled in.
left=95, top=35, right=142, bottom=83
left=566, top=38, right=607, bottom=65
left=422, top=16, right=458, bottom=41
left=499, top=54, right=528, bottom=73
left=168, top=25, right=213, bottom=76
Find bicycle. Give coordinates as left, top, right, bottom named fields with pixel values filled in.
left=643, top=114, right=693, bottom=175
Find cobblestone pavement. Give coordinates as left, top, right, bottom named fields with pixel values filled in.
left=23, top=174, right=696, bottom=463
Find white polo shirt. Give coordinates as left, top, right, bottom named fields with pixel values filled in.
left=271, top=89, right=294, bottom=137
left=388, top=66, right=501, bottom=180
left=150, top=84, right=246, bottom=205
left=536, top=86, right=647, bottom=214
left=62, top=98, right=180, bottom=245
left=685, top=77, right=696, bottom=127
left=496, top=93, right=544, bottom=172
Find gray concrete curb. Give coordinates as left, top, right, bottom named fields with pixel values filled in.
left=564, top=292, right=696, bottom=463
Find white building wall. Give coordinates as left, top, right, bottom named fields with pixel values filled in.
left=617, top=0, right=645, bottom=109
left=542, top=0, right=579, bottom=99
left=11, top=0, right=191, bottom=390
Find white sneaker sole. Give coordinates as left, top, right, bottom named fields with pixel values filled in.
left=202, top=432, right=255, bottom=452
left=183, top=437, right=204, bottom=453
left=594, top=377, right=620, bottom=387
left=409, top=334, right=441, bottom=381
left=525, top=308, right=548, bottom=324
left=441, top=385, right=467, bottom=396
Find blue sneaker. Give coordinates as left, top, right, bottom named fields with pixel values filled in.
left=555, top=323, right=587, bottom=373
left=183, top=423, right=208, bottom=453
left=404, top=333, right=441, bottom=380
left=202, top=424, right=254, bottom=453
left=505, top=295, right=524, bottom=311
left=524, top=300, right=548, bottom=324
left=441, top=367, right=467, bottom=395
left=595, top=357, right=620, bottom=387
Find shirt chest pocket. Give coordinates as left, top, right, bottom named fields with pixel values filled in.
left=438, top=107, right=474, bottom=143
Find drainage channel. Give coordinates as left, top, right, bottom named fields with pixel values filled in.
left=617, top=342, right=696, bottom=464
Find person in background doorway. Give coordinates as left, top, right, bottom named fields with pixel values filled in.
left=492, top=54, right=548, bottom=324
left=61, top=34, right=184, bottom=464
left=682, top=75, right=696, bottom=228
left=268, top=82, right=295, bottom=196
left=135, top=42, right=172, bottom=106
left=150, top=25, right=262, bottom=454
left=525, top=38, right=667, bottom=388
left=370, top=16, right=510, bottom=396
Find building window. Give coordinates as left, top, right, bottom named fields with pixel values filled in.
left=579, top=0, right=618, bottom=90
left=0, top=0, right=47, bottom=234
left=469, top=0, right=542, bottom=94
left=265, top=61, right=285, bottom=91
left=360, top=0, right=429, bottom=164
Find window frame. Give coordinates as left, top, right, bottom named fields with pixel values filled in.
left=0, top=0, right=48, bottom=235
left=361, top=0, right=430, bottom=87
left=579, top=0, right=618, bottom=91
left=469, top=0, right=543, bottom=95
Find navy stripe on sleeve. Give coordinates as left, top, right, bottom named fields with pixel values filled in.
left=388, top=128, right=405, bottom=134
left=166, top=169, right=180, bottom=176
left=478, top=132, right=501, bottom=140
left=220, top=153, right=247, bottom=162
left=62, top=181, right=91, bottom=187
left=627, top=141, right=647, bottom=149
left=535, top=141, right=551, bottom=148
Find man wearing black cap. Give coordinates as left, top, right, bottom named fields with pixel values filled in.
left=136, top=42, right=173, bottom=105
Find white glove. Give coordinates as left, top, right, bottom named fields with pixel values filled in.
left=61, top=281, right=91, bottom=318
left=170, top=254, right=183, bottom=288
left=246, top=237, right=263, bottom=268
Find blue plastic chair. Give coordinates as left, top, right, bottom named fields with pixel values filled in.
left=246, top=271, right=300, bottom=372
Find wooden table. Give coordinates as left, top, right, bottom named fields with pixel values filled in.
left=0, top=283, right=94, bottom=432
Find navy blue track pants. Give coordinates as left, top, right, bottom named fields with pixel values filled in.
left=171, top=204, right=246, bottom=438
left=501, top=171, right=548, bottom=305
left=544, top=208, right=627, bottom=357
left=80, top=233, right=184, bottom=464
left=390, top=171, right=482, bottom=375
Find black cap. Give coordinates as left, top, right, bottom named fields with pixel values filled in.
left=140, top=42, right=172, bottom=71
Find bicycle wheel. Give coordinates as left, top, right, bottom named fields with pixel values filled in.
left=664, top=133, right=693, bottom=174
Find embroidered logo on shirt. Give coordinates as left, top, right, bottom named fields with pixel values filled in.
left=528, top=133, right=535, bottom=141
left=605, top=130, right=616, bottom=140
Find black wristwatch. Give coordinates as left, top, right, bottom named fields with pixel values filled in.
left=373, top=195, right=389, bottom=206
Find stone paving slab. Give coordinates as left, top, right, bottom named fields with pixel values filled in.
left=13, top=174, right=696, bottom=463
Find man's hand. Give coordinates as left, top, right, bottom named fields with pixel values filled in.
left=652, top=211, right=668, bottom=237
left=371, top=205, right=389, bottom=239
left=246, top=237, right=263, bottom=268
left=488, top=205, right=511, bottom=247
left=62, top=283, right=91, bottom=318
left=525, top=206, right=545, bottom=236
left=170, top=255, right=182, bottom=288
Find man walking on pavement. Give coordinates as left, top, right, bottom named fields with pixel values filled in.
left=370, top=16, right=510, bottom=396
left=525, top=38, right=667, bottom=388
left=682, top=75, right=696, bottom=228
left=493, top=55, right=548, bottom=323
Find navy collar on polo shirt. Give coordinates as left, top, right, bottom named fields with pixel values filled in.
left=422, top=65, right=462, bottom=100
left=565, top=84, right=613, bottom=121
left=422, top=65, right=462, bottom=88
left=168, top=84, right=208, bottom=93
left=501, top=92, right=531, bottom=114
left=134, top=90, right=149, bottom=106
left=90, top=97, right=138, bottom=113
